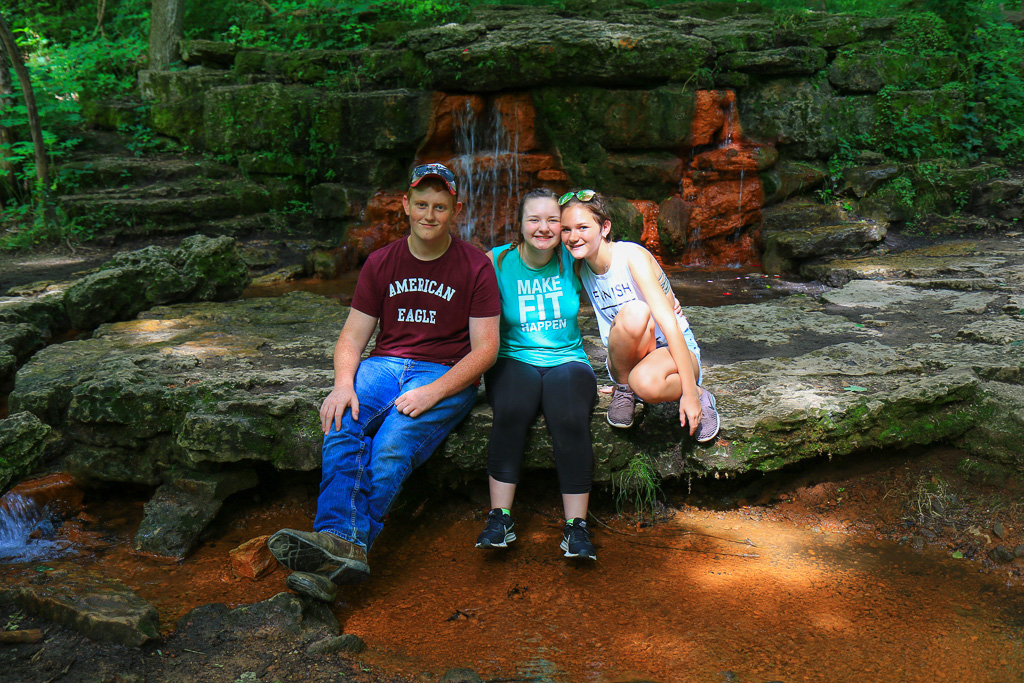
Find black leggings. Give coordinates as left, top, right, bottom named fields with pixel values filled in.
left=484, top=357, right=597, bottom=495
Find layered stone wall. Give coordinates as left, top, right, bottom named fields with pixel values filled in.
left=133, top=2, right=974, bottom=267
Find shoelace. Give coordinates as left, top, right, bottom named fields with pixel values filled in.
left=566, top=523, right=590, bottom=544
left=610, top=386, right=634, bottom=411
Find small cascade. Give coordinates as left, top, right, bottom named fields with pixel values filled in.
left=448, top=99, right=520, bottom=246
left=664, top=90, right=771, bottom=268
left=0, top=492, right=68, bottom=563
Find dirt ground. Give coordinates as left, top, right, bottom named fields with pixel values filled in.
left=2, top=445, right=1024, bottom=683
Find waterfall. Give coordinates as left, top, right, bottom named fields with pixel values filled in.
left=0, top=492, right=67, bottom=563
left=738, top=169, right=745, bottom=213
left=449, top=100, right=520, bottom=246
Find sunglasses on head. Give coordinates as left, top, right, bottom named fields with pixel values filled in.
left=409, top=163, right=457, bottom=195
left=558, top=189, right=597, bottom=205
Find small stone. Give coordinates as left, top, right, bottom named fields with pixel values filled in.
left=919, top=527, right=937, bottom=540
left=993, top=521, right=1006, bottom=539
left=306, top=633, right=365, bottom=656
left=989, top=545, right=1015, bottom=564
left=230, top=535, right=276, bottom=579
left=911, top=536, right=925, bottom=551
left=1013, top=545, right=1024, bottom=558
left=440, top=669, right=483, bottom=683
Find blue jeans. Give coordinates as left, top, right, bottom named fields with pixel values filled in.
left=315, top=356, right=477, bottom=551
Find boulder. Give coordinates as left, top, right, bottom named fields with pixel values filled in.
left=414, top=18, right=715, bottom=91
left=719, top=47, right=828, bottom=76
left=971, top=178, right=1024, bottom=222
left=133, top=469, right=259, bottom=559
left=838, top=164, right=901, bottom=198
left=230, top=535, right=276, bottom=579
left=605, top=198, right=645, bottom=244
left=690, top=17, right=775, bottom=53
left=0, top=412, right=53, bottom=493
left=10, top=292, right=337, bottom=479
left=760, top=160, right=827, bottom=206
left=175, top=592, right=338, bottom=646
left=773, top=14, right=866, bottom=48
left=828, top=43, right=959, bottom=93
left=761, top=202, right=845, bottom=233
left=0, top=289, right=69, bottom=383
left=533, top=85, right=698, bottom=151
left=738, top=78, right=840, bottom=159
left=179, top=40, right=240, bottom=68
left=306, top=633, right=366, bottom=655
left=62, top=235, right=250, bottom=330
left=762, top=222, right=887, bottom=271
left=533, top=85, right=695, bottom=197
left=0, top=566, right=159, bottom=646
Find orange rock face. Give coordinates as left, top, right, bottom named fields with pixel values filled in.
left=670, top=89, right=766, bottom=268
left=628, top=199, right=663, bottom=263
left=339, top=89, right=769, bottom=269
left=3, top=473, right=84, bottom=516
left=229, top=535, right=277, bottom=580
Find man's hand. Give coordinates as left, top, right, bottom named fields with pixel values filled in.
left=679, top=392, right=702, bottom=436
left=395, top=383, right=443, bottom=418
left=320, top=386, right=359, bottom=434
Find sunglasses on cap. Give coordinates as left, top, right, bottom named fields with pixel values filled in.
left=558, top=189, right=597, bottom=205
left=409, top=163, right=457, bottom=195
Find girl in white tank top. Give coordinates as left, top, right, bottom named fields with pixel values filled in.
left=559, top=190, right=720, bottom=442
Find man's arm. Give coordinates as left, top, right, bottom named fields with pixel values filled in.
left=393, top=314, right=500, bottom=418
left=320, top=309, right=378, bottom=433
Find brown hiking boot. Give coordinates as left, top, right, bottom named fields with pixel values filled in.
left=286, top=571, right=339, bottom=602
left=268, top=529, right=370, bottom=584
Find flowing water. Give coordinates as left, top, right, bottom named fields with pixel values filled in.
left=0, top=492, right=70, bottom=563
left=449, top=99, right=520, bottom=247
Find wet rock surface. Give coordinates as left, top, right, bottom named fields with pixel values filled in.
left=0, top=565, right=158, bottom=646
left=133, top=469, right=259, bottom=558
left=0, top=412, right=54, bottom=492
left=7, top=235, right=1024, bottom=499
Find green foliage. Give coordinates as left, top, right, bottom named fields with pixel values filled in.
left=613, top=454, right=662, bottom=518
left=969, top=21, right=1024, bottom=162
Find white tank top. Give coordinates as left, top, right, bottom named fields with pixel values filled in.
left=579, top=241, right=690, bottom=347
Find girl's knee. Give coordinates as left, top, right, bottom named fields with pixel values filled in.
left=627, top=366, right=662, bottom=403
left=611, top=301, right=653, bottom=339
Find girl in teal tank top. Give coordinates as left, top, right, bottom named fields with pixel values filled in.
left=476, top=189, right=599, bottom=561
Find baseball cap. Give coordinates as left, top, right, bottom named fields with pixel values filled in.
left=409, top=163, right=457, bottom=196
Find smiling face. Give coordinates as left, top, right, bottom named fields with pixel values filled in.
left=403, top=183, right=462, bottom=248
left=560, top=203, right=611, bottom=262
left=520, top=197, right=562, bottom=255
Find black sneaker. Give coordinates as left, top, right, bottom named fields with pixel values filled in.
left=560, top=518, right=596, bottom=560
left=475, top=508, right=516, bottom=549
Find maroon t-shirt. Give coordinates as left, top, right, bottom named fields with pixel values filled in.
left=351, top=235, right=500, bottom=365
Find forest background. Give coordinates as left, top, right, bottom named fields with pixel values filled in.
left=0, top=0, right=1023, bottom=250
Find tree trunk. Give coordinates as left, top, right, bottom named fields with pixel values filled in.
left=149, top=0, right=184, bottom=70
left=0, top=48, right=17, bottom=201
left=0, top=13, right=49, bottom=198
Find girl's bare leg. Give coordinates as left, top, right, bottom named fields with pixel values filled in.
left=606, top=301, right=658, bottom=383
left=562, top=492, right=589, bottom=521
left=488, top=476, right=516, bottom=510
left=628, top=345, right=702, bottom=403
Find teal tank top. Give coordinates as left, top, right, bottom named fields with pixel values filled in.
left=490, top=243, right=590, bottom=368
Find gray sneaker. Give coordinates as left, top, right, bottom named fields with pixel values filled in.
left=695, top=388, right=720, bottom=443
left=607, top=383, right=636, bottom=428
left=286, top=571, right=338, bottom=603
left=268, top=529, right=370, bottom=584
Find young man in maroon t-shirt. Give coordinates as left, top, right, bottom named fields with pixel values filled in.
left=269, top=164, right=500, bottom=602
